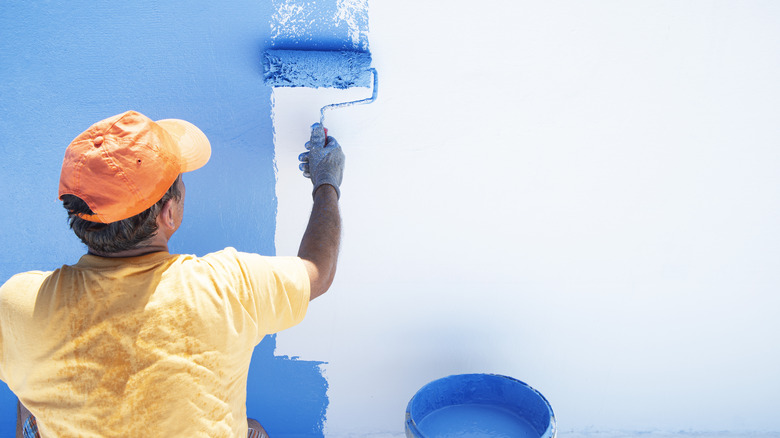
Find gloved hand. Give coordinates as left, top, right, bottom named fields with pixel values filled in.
left=299, top=123, right=345, bottom=198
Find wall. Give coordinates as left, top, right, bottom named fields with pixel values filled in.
left=2, top=1, right=780, bottom=437
left=273, top=1, right=780, bottom=436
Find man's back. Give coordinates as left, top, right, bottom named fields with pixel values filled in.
left=0, top=248, right=309, bottom=437
left=1, top=111, right=343, bottom=437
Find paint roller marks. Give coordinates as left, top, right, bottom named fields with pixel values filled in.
left=335, top=0, right=369, bottom=49
left=270, top=0, right=369, bottom=51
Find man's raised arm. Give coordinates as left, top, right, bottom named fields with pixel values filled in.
left=296, top=123, right=344, bottom=300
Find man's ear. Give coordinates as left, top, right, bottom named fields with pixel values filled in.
left=157, top=198, right=176, bottom=230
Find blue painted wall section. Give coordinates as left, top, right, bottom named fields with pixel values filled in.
left=247, top=336, right=328, bottom=436
left=0, top=0, right=368, bottom=435
left=270, top=0, right=370, bottom=52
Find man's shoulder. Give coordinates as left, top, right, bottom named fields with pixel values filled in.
left=194, top=247, right=270, bottom=264
left=188, top=248, right=304, bottom=276
left=1, top=270, right=51, bottom=288
left=170, top=247, right=253, bottom=273
left=0, top=270, right=52, bottom=303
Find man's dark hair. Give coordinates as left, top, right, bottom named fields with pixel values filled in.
left=62, top=176, right=182, bottom=254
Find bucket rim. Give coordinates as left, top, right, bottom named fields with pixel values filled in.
left=404, top=373, right=557, bottom=438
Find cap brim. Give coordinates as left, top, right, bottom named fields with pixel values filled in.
left=156, top=118, right=211, bottom=172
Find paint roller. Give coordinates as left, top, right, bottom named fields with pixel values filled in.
left=262, top=49, right=378, bottom=130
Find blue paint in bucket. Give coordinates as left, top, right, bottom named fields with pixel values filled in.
left=405, top=374, right=556, bottom=438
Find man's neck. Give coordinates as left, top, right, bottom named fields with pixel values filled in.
left=87, top=216, right=175, bottom=258
left=88, top=242, right=169, bottom=258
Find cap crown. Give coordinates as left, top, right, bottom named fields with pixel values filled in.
left=59, top=111, right=208, bottom=223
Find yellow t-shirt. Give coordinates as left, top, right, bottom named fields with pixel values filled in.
left=0, top=247, right=310, bottom=437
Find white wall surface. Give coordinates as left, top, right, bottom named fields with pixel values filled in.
left=274, top=1, right=780, bottom=435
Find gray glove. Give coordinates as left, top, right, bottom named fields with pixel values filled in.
left=299, top=123, right=345, bottom=198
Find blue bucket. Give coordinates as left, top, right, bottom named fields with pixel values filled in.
left=405, top=374, right=556, bottom=438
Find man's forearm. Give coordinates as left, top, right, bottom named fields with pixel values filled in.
left=298, top=184, right=341, bottom=300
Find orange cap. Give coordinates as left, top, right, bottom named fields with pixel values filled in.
left=58, top=111, right=211, bottom=223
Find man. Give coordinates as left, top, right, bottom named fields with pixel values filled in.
left=0, top=110, right=344, bottom=437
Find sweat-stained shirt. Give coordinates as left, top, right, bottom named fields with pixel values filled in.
left=0, top=247, right=310, bottom=438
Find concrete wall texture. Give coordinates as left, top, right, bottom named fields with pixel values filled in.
left=3, top=1, right=780, bottom=437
